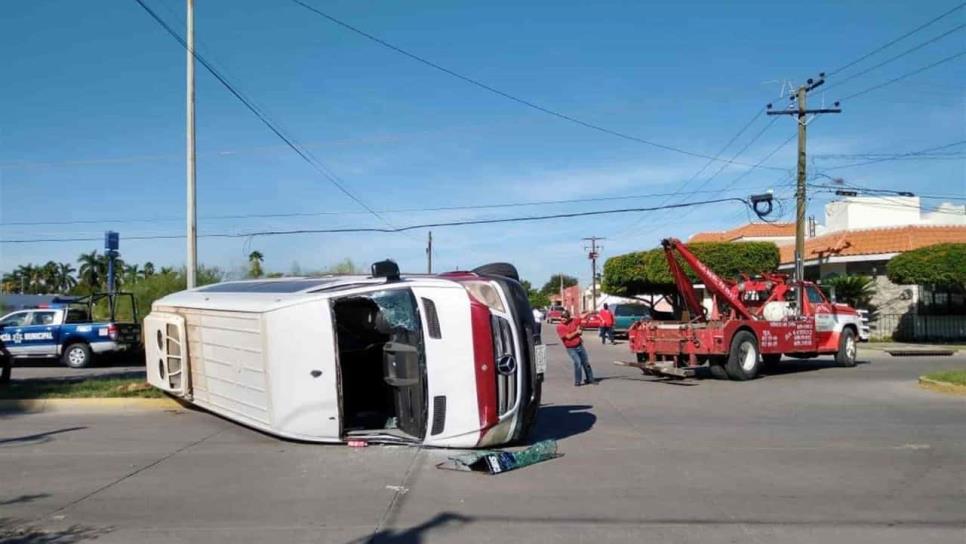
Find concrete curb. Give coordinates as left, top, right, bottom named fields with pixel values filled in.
left=918, top=377, right=966, bottom=396
left=0, top=396, right=183, bottom=414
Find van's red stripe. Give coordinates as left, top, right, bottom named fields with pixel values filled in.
left=469, top=299, right=498, bottom=433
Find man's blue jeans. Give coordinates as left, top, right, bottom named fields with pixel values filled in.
left=599, top=326, right=614, bottom=344
left=566, top=344, right=594, bottom=385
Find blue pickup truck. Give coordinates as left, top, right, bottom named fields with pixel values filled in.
left=0, top=294, right=142, bottom=368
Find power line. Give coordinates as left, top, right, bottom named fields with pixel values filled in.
left=824, top=23, right=966, bottom=92
left=819, top=139, right=966, bottom=170
left=808, top=183, right=966, bottom=201
left=131, top=0, right=394, bottom=228
left=609, top=114, right=781, bottom=239
left=0, top=197, right=754, bottom=245
left=838, top=49, right=966, bottom=101
left=286, top=0, right=787, bottom=172
left=0, top=184, right=775, bottom=228
left=829, top=2, right=965, bottom=75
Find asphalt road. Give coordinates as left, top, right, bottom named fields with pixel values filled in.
left=2, top=325, right=964, bottom=543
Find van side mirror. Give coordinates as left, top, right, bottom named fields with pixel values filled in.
left=383, top=342, right=420, bottom=387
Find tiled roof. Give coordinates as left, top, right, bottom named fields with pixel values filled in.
left=778, top=225, right=966, bottom=264
left=689, top=222, right=795, bottom=243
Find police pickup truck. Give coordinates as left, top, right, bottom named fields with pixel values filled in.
left=0, top=294, right=142, bottom=368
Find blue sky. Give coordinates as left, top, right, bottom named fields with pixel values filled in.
left=2, top=0, right=964, bottom=287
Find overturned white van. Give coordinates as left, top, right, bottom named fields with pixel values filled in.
left=145, top=261, right=545, bottom=448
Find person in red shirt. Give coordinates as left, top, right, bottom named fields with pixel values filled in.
left=598, top=303, right=616, bottom=345
left=555, top=310, right=596, bottom=386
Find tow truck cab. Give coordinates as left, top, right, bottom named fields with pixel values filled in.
left=144, top=263, right=544, bottom=448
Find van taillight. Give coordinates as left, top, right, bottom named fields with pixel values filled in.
left=107, top=323, right=118, bottom=340
left=469, top=298, right=498, bottom=433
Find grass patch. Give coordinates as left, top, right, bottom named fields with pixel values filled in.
left=922, top=370, right=966, bottom=387
left=0, top=377, right=163, bottom=399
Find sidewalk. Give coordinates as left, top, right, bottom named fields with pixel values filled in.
left=861, top=342, right=964, bottom=353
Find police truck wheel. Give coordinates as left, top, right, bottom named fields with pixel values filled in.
left=63, top=343, right=92, bottom=369
left=724, top=331, right=761, bottom=381
left=836, top=328, right=858, bottom=367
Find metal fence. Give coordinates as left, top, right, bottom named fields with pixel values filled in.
left=869, top=313, right=966, bottom=342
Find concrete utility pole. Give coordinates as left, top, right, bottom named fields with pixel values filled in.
left=426, top=231, right=433, bottom=274
left=767, top=73, right=841, bottom=315
left=185, top=0, right=198, bottom=288
left=583, top=237, right=605, bottom=312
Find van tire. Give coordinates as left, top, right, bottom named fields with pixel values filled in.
left=63, top=342, right=93, bottom=369
left=472, top=263, right=520, bottom=282
left=724, top=331, right=761, bottom=381
left=836, top=328, right=858, bottom=367
left=762, top=354, right=782, bottom=369
left=708, top=361, right=729, bottom=380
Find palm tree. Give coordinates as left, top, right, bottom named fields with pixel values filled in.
left=78, top=251, right=103, bottom=293
left=160, top=266, right=175, bottom=276
left=248, top=251, right=264, bottom=278
left=16, top=264, right=42, bottom=294
left=123, top=264, right=141, bottom=287
left=58, top=262, right=77, bottom=293
left=142, top=262, right=156, bottom=278
left=41, top=261, right=60, bottom=293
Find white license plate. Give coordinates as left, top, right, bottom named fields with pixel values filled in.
left=534, top=344, right=548, bottom=375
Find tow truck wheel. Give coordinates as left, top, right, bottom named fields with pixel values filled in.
left=724, top=331, right=761, bottom=381
left=63, top=343, right=92, bottom=369
left=836, top=328, right=858, bottom=367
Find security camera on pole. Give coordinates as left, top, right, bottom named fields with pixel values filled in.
left=105, top=231, right=120, bottom=321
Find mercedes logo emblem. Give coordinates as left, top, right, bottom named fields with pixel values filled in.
left=496, top=355, right=517, bottom=376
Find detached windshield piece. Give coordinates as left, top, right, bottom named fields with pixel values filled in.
left=436, top=440, right=560, bottom=474
left=144, top=261, right=545, bottom=449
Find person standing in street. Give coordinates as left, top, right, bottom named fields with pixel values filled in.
left=555, top=310, right=596, bottom=386
left=598, top=303, right=615, bottom=345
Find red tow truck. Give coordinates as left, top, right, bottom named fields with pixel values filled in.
left=621, top=238, right=865, bottom=381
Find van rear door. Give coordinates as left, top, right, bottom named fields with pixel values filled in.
left=145, top=312, right=189, bottom=396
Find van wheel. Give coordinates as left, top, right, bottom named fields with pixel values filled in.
left=836, top=328, right=858, bottom=367
left=724, top=331, right=760, bottom=381
left=63, top=343, right=92, bottom=369
left=762, top=354, right=782, bottom=369
left=472, top=263, right=520, bottom=282
left=707, top=357, right=729, bottom=380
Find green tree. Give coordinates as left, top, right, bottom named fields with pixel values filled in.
left=77, top=251, right=103, bottom=293
left=602, top=241, right=780, bottom=296
left=822, top=275, right=876, bottom=308
left=520, top=279, right=550, bottom=308
left=142, top=262, right=156, bottom=278
left=887, top=243, right=966, bottom=291
left=123, top=264, right=141, bottom=287
left=540, top=274, right=578, bottom=296
left=248, top=251, right=264, bottom=278
left=323, top=258, right=362, bottom=274
left=57, top=262, right=77, bottom=293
